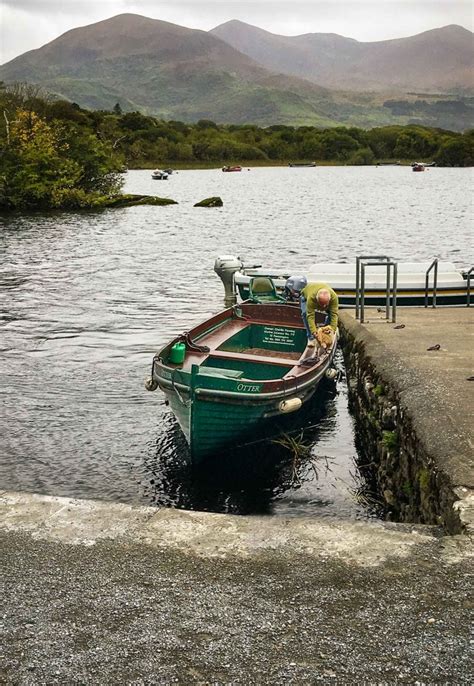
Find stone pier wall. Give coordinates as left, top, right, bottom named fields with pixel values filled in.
left=339, top=317, right=464, bottom=534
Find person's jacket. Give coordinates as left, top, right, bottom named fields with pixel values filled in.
left=300, top=282, right=339, bottom=336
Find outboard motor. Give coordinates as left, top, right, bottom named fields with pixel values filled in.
left=214, top=255, right=243, bottom=306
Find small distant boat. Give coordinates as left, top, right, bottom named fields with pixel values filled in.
left=412, top=162, right=436, bottom=169
left=151, top=169, right=168, bottom=180
left=288, top=162, right=316, bottom=167
left=222, top=166, right=242, bottom=172
left=412, top=163, right=425, bottom=172
left=145, top=281, right=337, bottom=463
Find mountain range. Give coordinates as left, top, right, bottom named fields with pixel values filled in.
left=1, top=14, right=473, bottom=130
left=211, top=21, right=473, bottom=93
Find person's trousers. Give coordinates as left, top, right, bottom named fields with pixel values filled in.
left=300, top=297, right=329, bottom=340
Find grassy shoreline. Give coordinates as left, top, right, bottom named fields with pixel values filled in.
left=128, top=159, right=414, bottom=170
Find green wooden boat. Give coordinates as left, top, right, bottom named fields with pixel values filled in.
left=145, top=296, right=337, bottom=463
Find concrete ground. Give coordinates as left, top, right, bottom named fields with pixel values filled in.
left=1, top=491, right=473, bottom=685
left=339, top=307, right=474, bottom=530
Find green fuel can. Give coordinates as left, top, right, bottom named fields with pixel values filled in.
left=169, top=342, right=186, bottom=364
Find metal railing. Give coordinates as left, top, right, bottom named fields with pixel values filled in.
left=424, top=259, right=439, bottom=308
left=355, top=255, right=398, bottom=323
left=466, top=267, right=473, bottom=307
left=355, top=256, right=389, bottom=318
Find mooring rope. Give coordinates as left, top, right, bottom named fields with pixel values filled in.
left=171, top=368, right=191, bottom=407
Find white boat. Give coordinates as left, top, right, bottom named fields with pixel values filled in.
left=214, top=257, right=472, bottom=307
left=151, top=169, right=168, bottom=180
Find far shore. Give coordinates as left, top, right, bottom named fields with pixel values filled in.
left=128, top=159, right=417, bottom=171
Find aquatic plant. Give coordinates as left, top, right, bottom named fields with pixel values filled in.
left=272, top=431, right=332, bottom=485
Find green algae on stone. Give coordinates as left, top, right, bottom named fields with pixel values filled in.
left=418, top=468, right=431, bottom=492
left=102, top=194, right=178, bottom=208
left=194, top=196, right=223, bottom=207
left=382, top=430, right=399, bottom=451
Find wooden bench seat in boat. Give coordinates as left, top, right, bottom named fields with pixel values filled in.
left=208, top=349, right=299, bottom=367
left=194, top=319, right=306, bottom=354
left=181, top=317, right=308, bottom=372
left=197, top=367, right=244, bottom=379
left=238, top=347, right=301, bottom=360
left=195, top=319, right=250, bottom=351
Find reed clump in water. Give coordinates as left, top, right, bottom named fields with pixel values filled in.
left=272, top=431, right=333, bottom=485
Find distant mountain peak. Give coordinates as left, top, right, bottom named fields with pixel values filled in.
left=215, top=19, right=254, bottom=28
left=211, top=19, right=474, bottom=93
left=0, top=13, right=472, bottom=131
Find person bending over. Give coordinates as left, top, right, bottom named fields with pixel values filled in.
left=300, top=282, right=339, bottom=349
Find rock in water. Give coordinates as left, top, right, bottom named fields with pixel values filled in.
left=194, top=196, right=223, bottom=207
left=103, top=194, right=177, bottom=207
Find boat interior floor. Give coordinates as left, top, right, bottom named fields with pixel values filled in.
left=208, top=349, right=300, bottom=368
left=172, top=316, right=323, bottom=377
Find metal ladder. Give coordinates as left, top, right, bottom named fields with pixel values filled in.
left=424, top=260, right=473, bottom=307
left=355, top=255, right=398, bottom=323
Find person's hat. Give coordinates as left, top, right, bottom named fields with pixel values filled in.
left=285, top=275, right=307, bottom=292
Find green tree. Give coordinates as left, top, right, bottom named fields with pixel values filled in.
left=196, top=119, right=218, bottom=129
left=367, top=126, right=404, bottom=159
left=348, top=147, right=376, bottom=165
left=393, top=127, right=437, bottom=159
left=1, top=103, right=123, bottom=210
left=297, top=134, right=324, bottom=160
left=120, top=111, right=153, bottom=131
left=318, top=130, right=359, bottom=160
left=434, top=136, right=474, bottom=167
left=4, top=110, right=82, bottom=208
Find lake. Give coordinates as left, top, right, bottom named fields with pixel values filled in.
left=0, top=166, right=472, bottom=517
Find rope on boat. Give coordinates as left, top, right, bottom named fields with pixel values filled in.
left=171, top=368, right=191, bottom=407
left=231, top=305, right=250, bottom=320
left=298, top=347, right=330, bottom=367
left=181, top=331, right=210, bottom=353
left=144, top=356, right=159, bottom=391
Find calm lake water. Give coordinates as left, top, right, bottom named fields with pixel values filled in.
left=1, top=166, right=472, bottom=517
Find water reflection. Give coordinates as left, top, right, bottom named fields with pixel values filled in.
left=144, top=380, right=331, bottom=513
left=143, top=368, right=379, bottom=517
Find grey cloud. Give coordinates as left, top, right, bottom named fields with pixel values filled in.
left=4, top=0, right=118, bottom=8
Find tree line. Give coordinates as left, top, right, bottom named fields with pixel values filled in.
left=106, top=105, right=474, bottom=168
left=1, top=84, right=473, bottom=210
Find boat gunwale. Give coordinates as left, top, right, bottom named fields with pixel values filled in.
left=156, top=361, right=330, bottom=401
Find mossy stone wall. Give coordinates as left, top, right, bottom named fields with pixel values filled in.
left=340, top=326, right=462, bottom=533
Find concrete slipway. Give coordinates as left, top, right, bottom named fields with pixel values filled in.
left=1, top=308, right=473, bottom=685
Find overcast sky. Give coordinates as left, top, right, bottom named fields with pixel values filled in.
left=1, top=0, right=472, bottom=64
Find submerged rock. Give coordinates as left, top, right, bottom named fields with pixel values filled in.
left=102, top=194, right=177, bottom=208
left=194, top=196, right=223, bottom=207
